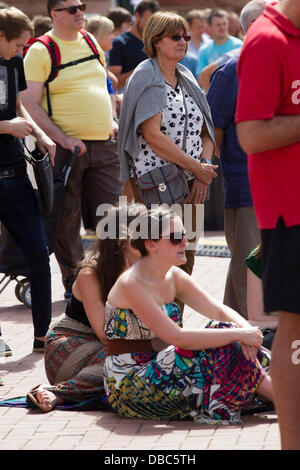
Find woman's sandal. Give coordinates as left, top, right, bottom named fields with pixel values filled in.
left=26, top=385, right=60, bottom=412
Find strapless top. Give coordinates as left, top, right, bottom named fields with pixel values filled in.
left=104, top=301, right=182, bottom=340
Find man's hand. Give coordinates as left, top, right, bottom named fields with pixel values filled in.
left=110, top=120, right=118, bottom=140
left=8, top=117, right=33, bottom=138
left=36, top=132, right=56, bottom=167
left=61, top=136, right=87, bottom=156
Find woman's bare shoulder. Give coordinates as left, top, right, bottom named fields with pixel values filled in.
left=76, top=266, right=100, bottom=290
left=171, top=265, right=189, bottom=280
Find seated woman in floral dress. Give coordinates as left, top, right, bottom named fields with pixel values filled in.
left=26, top=203, right=144, bottom=412
left=103, top=207, right=273, bottom=424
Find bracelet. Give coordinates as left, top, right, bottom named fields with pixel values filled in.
left=200, top=158, right=212, bottom=164
left=113, top=117, right=119, bottom=123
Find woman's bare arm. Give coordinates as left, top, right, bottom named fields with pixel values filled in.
left=74, top=268, right=107, bottom=343
left=173, top=267, right=251, bottom=327
left=111, top=275, right=262, bottom=354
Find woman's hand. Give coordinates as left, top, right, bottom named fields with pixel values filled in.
left=239, top=327, right=263, bottom=348
left=240, top=343, right=259, bottom=362
left=188, top=178, right=208, bottom=204
left=238, top=327, right=263, bottom=362
left=193, top=162, right=218, bottom=185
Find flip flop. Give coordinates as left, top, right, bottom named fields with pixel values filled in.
left=26, top=385, right=59, bottom=412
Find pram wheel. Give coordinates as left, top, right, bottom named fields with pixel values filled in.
left=15, top=278, right=27, bottom=303
left=15, top=279, right=31, bottom=309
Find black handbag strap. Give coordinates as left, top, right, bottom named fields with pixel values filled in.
left=23, top=141, right=38, bottom=165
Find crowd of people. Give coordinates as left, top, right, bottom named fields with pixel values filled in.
left=0, top=0, right=299, bottom=450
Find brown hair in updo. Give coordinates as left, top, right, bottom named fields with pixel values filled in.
left=78, top=203, right=146, bottom=303
left=130, top=206, right=176, bottom=257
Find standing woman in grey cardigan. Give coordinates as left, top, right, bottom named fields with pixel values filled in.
left=118, top=11, right=218, bottom=298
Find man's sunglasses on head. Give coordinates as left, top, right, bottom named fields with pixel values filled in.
left=53, top=3, right=86, bottom=14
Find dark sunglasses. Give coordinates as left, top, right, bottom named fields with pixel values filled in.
left=167, top=34, right=191, bottom=42
left=53, top=3, right=86, bottom=14
left=161, top=231, right=187, bottom=245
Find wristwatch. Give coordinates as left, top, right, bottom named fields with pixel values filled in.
left=113, top=117, right=119, bottom=124
left=200, top=158, right=212, bottom=164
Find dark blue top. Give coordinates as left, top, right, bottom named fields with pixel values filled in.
left=108, top=31, right=147, bottom=73
left=206, top=55, right=253, bottom=208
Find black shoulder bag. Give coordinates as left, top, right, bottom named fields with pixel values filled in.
left=24, top=143, right=54, bottom=217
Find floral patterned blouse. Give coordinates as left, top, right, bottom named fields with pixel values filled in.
left=131, top=82, right=204, bottom=181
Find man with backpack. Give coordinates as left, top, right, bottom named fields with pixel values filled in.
left=22, top=0, right=122, bottom=299
left=0, top=7, right=56, bottom=353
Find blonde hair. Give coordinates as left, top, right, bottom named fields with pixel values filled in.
left=143, top=11, right=189, bottom=59
left=86, top=15, right=114, bottom=39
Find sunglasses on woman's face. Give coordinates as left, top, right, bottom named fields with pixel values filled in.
left=161, top=231, right=187, bottom=245
left=166, top=34, right=191, bottom=42
left=53, top=3, right=86, bottom=14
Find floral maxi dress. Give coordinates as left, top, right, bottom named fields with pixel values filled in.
left=104, top=301, right=270, bottom=424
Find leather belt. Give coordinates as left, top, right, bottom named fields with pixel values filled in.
left=0, top=166, right=27, bottom=178
left=105, top=339, right=154, bottom=356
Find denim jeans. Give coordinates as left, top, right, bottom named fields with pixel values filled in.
left=0, top=173, right=51, bottom=337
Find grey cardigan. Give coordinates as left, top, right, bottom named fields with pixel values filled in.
left=118, top=57, right=215, bottom=182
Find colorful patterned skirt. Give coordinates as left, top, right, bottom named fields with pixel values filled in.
left=44, top=315, right=107, bottom=403
left=104, top=320, right=271, bottom=424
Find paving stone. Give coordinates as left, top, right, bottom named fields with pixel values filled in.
left=0, top=233, right=281, bottom=450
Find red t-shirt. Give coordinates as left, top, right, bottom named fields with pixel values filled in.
left=236, top=2, right=300, bottom=229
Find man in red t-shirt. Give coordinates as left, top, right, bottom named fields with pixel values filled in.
left=236, top=0, right=300, bottom=450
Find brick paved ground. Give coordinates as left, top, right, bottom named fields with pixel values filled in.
left=0, top=233, right=280, bottom=451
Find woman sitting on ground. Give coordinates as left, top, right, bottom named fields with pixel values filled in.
left=103, top=207, right=273, bottom=425
left=26, top=203, right=144, bottom=412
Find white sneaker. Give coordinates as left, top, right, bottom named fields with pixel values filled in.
left=0, top=338, right=12, bottom=357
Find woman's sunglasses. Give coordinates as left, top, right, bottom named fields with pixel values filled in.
left=160, top=231, right=187, bottom=245
left=53, top=3, right=86, bottom=14
left=166, top=34, right=191, bottom=42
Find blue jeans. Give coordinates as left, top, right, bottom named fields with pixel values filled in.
left=0, top=174, right=51, bottom=337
